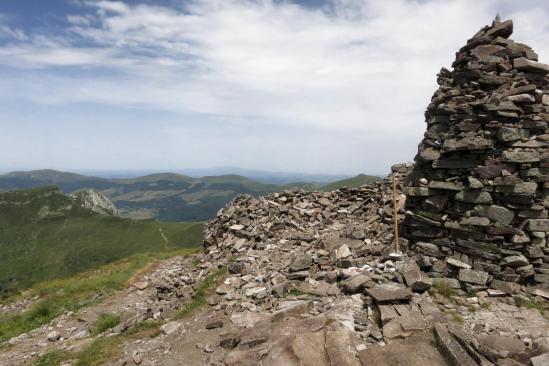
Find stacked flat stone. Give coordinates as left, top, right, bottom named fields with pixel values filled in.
left=403, top=18, right=549, bottom=289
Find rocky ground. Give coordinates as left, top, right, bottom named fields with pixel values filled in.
left=1, top=168, right=548, bottom=366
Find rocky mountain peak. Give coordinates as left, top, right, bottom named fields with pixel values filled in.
left=71, top=189, right=119, bottom=217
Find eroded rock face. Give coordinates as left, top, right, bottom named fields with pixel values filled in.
left=71, top=189, right=119, bottom=216
left=403, top=17, right=549, bottom=291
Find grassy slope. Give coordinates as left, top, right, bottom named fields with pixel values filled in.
left=0, top=249, right=197, bottom=343
left=0, top=187, right=203, bottom=296
left=321, top=173, right=382, bottom=191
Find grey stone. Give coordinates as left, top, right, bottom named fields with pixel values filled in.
left=490, top=280, right=521, bottom=294
left=513, top=57, right=549, bottom=74
left=455, top=190, right=492, bottom=204
left=47, top=331, right=60, bottom=342
left=478, top=334, right=526, bottom=362
left=403, top=269, right=432, bottom=292
left=458, top=269, right=489, bottom=286
left=340, top=274, right=372, bottom=293
left=500, top=255, right=529, bottom=268
left=460, top=216, right=490, bottom=226
left=497, top=127, right=523, bottom=142
left=161, top=321, right=182, bottom=335
left=403, top=187, right=431, bottom=197
left=502, top=150, right=540, bottom=163
left=526, top=219, right=549, bottom=231
left=378, top=305, right=399, bottom=325
left=272, top=301, right=312, bottom=322
left=485, top=19, right=513, bottom=38
left=531, top=353, right=549, bottom=366
left=220, top=332, right=241, bottom=349
left=366, top=283, right=413, bottom=303
left=446, top=258, right=471, bottom=269
left=428, top=181, right=463, bottom=191
left=506, top=94, right=535, bottom=103
left=486, top=205, right=515, bottom=225
left=289, top=253, right=311, bottom=272
left=442, top=137, right=493, bottom=152
left=434, top=323, right=478, bottom=366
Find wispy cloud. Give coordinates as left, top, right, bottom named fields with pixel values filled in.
left=0, top=0, right=548, bottom=173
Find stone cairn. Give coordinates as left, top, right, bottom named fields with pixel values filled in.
left=403, top=17, right=549, bottom=293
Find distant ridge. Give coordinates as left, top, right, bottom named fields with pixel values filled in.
left=321, top=173, right=382, bottom=191
left=0, top=169, right=380, bottom=221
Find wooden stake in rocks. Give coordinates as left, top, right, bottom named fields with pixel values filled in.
left=392, top=172, right=400, bottom=253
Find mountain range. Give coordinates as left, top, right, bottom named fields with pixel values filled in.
left=0, top=170, right=381, bottom=221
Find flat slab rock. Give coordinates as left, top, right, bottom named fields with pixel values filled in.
left=434, top=323, right=478, bottom=366
left=366, top=283, right=413, bottom=303
left=358, top=331, right=448, bottom=366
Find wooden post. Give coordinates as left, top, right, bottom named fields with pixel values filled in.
left=392, top=172, right=400, bottom=253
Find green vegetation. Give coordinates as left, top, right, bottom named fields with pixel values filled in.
left=450, top=313, right=464, bottom=324
left=90, top=313, right=121, bottom=336
left=514, top=295, right=548, bottom=314
left=173, top=268, right=227, bottom=319
left=0, top=169, right=311, bottom=221
left=0, top=249, right=197, bottom=343
left=429, top=281, right=458, bottom=299
left=288, top=288, right=305, bottom=297
left=33, top=350, right=71, bottom=366
left=0, top=169, right=380, bottom=221
left=33, top=320, right=164, bottom=366
left=321, top=174, right=382, bottom=191
left=0, top=186, right=203, bottom=296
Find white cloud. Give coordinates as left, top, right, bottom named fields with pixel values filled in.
left=0, top=0, right=548, bottom=173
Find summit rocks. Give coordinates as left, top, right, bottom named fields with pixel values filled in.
left=403, top=16, right=549, bottom=296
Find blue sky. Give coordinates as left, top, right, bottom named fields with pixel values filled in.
left=1, top=0, right=548, bottom=175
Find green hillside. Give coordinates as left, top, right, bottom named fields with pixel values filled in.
left=0, top=187, right=203, bottom=296
left=321, top=174, right=382, bottom=191
left=0, top=170, right=307, bottom=221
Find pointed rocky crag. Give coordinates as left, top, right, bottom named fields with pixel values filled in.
left=403, top=17, right=549, bottom=292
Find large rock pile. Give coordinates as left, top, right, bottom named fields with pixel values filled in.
left=403, top=17, right=549, bottom=293
left=204, top=165, right=411, bottom=258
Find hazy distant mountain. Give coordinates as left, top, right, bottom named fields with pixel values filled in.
left=0, top=169, right=380, bottom=221
left=75, top=167, right=354, bottom=184
left=321, top=174, right=382, bottom=191
left=0, top=170, right=312, bottom=221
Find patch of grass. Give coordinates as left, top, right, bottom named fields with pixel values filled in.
left=0, top=249, right=197, bottom=343
left=90, top=313, right=121, bottom=336
left=227, top=255, right=236, bottom=263
left=75, top=335, right=122, bottom=366
left=31, top=320, right=164, bottom=366
left=514, top=295, right=548, bottom=314
left=74, top=320, right=164, bottom=366
left=124, top=319, right=163, bottom=338
left=32, top=350, right=71, bottom=366
left=288, top=288, right=305, bottom=297
left=431, top=281, right=458, bottom=299
left=0, top=186, right=204, bottom=297
left=173, top=268, right=227, bottom=319
left=450, top=313, right=464, bottom=325
left=480, top=303, right=491, bottom=310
